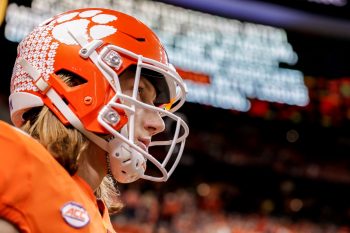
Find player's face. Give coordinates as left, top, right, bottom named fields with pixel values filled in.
left=119, top=69, right=165, bottom=152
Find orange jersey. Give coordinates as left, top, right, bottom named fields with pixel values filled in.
left=0, top=120, right=116, bottom=233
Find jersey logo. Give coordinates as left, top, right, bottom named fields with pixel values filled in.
left=61, top=202, right=90, bottom=228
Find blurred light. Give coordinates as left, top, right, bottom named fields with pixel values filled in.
left=308, top=0, right=347, bottom=6
left=4, top=0, right=308, bottom=112
left=321, top=115, right=332, bottom=127
left=290, top=198, right=303, bottom=212
left=0, top=0, right=7, bottom=26
left=290, top=112, right=302, bottom=123
left=197, top=183, right=211, bottom=197
left=286, top=129, right=299, bottom=143
left=280, top=180, right=295, bottom=194
left=306, top=164, right=320, bottom=178
left=261, top=199, right=275, bottom=214
left=340, top=82, right=350, bottom=97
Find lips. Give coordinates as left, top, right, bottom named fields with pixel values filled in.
left=137, top=137, right=151, bottom=152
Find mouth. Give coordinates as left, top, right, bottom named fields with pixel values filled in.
left=137, top=137, right=151, bottom=152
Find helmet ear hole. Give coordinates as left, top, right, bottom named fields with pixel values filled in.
left=55, top=69, right=88, bottom=87
left=22, top=106, right=42, bottom=123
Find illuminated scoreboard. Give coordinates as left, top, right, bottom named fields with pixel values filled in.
left=3, top=0, right=309, bottom=112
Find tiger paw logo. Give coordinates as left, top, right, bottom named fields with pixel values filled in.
left=52, top=9, right=117, bottom=45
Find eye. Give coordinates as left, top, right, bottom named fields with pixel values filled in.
left=137, top=78, right=157, bottom=105
left=138, top=87, right=144, bottom=95
left=137, top=87, right=145, bottom=101
left=137, top=87, right=151, bottom=104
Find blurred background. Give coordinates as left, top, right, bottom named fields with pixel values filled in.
left=1, top=0, right=350, bottom=232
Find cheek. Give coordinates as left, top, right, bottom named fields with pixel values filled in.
left=123, top=89, right=132, bottom=96
left=121, top=90, right=133, bottom=107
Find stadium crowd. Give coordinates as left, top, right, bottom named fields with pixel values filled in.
left=112, top=186, right=350, bottom=233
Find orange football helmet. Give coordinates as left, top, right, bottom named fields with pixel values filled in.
left=9, top=8, right=189, bottom=183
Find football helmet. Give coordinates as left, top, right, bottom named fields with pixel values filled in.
left=9, top=8, right=189, bottom=183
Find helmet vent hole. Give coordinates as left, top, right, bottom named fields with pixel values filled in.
left=123, top=159, right=131, bottom=164
left=119, top=31, right=146, bottom=42
left=56, top=69, right=88, bottom=87
left=62, top=97, right=69, bottom=105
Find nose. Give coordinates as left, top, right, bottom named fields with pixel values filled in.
left=143, top=109, right=165, bottom=136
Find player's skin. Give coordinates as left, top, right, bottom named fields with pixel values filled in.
left=0, top=72, right=164, bottom=233
left=77, top=71, right=165, bottom=191
left=0, top=219, right=19, bottom=233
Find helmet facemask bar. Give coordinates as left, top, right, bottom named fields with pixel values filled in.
left=98, top=94, right=189, bottom=182
left=96, top=45, right=189, bottom=183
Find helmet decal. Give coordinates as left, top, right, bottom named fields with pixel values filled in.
left=11, top=24, right=57, bottom=93
left=52, top=19, right=90, bottom=45
left=12, top=10, right=119, bottom=94
left=53, top=10, right=117, bottom=45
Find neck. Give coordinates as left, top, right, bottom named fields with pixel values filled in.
left=77, top=144, right=107, bottom=191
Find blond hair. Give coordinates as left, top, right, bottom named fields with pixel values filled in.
left=22, top=106, right=88, bottom=174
